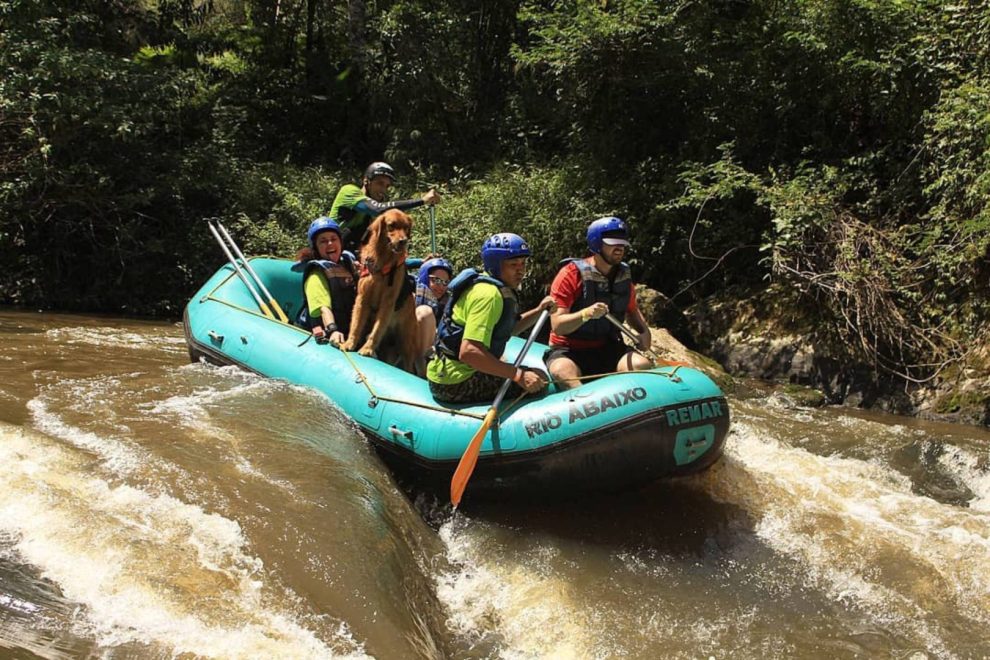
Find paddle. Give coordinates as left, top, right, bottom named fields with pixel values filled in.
left=214, top=220, right=289, bottom=323
left=207, top=221, right=274, bottom=319
left=450, top=309, right=551, bottom=508
left=429, top=205, right=437, bottom=255
left=604, top=312, right=663, bottom=365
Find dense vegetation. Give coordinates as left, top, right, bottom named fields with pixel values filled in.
left=2, top=0, right=989, bottom=387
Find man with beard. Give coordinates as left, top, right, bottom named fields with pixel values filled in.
left=546, top=216, right=653, bottom=390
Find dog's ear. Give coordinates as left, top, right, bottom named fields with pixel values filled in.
left=358, top=215, right=379, bottom=262
left=377, top=214, right=390, bottom=247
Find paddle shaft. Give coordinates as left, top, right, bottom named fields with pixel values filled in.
left=429, top=205, right=437, bottom=255
left=215, top=221, right=289, bottom=322
left=207, top=222, right=273, bottom=318
left=450, top=309, right=551, bottom=508
left=604, top=312, right=660, bottom=364
left=492, top=308, right=549, bottom=409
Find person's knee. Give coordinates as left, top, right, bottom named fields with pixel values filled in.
left=415, top=305, right=433, bottom=323
left=549, top=357, right=581, bottom=384
left=617, top=350, right=651, bottom=371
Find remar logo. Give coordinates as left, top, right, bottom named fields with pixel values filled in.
left=665, top=400, right=724, bottom=427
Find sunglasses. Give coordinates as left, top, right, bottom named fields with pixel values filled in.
left=428, top=276, right=450, bottom=286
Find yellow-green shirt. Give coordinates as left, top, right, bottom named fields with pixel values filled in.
left=304, top=270, right=332, bottom=317
left=427, top=282, right=504, bottom=385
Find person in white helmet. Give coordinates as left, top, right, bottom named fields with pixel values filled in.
left=546, top=216, right=652, bottom=390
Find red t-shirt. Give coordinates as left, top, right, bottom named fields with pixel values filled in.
left=549, top=258, right=638, bottom=349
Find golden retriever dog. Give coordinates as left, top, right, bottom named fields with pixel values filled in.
left=341, top=209, right=421, bottom=372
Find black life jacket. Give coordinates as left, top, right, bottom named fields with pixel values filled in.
left=434, top=268, right=519, bottom=361
left=562, top=258, right=632, bottom=342
left=296, top=255, right=358, bottom=335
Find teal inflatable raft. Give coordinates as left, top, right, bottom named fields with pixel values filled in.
left=183, top=258, right=729, bottom=497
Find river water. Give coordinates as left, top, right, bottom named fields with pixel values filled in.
left=0, top=309, right=988, bottom=659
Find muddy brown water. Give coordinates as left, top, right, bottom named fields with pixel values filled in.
left=1, top=309, right=988, bottom=658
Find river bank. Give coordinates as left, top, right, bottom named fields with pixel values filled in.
left=661, top=289, right=990, bottom=429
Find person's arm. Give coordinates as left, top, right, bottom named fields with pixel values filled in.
left=459, top=340, right=545, bottom=393
left=513, top=296, right=557, bottom=334
left=456, top=284, right=544, bottom=392
left=304, top=272, right=344, bottom=344
left=353, top=188, right=439, bottom=215
left=459, top=339, right=516, bottom=380
left=549, top=263, right=605, bottom=335
left=552, top=302, right=608, bottom=335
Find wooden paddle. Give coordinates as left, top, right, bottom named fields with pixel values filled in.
left=450, top=309, right=550, bottom=508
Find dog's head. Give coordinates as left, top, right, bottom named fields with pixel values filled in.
left=368, top=208, right=412, bottom=256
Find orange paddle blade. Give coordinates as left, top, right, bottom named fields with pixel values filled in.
left=450, top=407, right=498, bottom=507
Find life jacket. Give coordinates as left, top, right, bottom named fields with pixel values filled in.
left=561, top=258, right=632, bottom=342
left=434, top=268, right=519, bottom=361
left=295, top=255, right=358, bottom=335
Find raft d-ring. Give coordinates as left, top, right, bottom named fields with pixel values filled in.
left=367, top=396, right=379, bottom=409
left=208, top=331, right=224, bottom=344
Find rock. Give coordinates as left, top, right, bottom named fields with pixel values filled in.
left=636, top=287, right=697, bottom=350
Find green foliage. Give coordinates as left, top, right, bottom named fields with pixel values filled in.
left=427, top=163, right=600, bottom=301
left=2, top=0, right=990, bottom=389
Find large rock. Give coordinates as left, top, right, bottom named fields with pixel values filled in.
left=684, top=290, right=990, bottom=424
left=636, top=286, right=697, bottom=350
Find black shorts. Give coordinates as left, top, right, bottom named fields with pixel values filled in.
left=428, top=365, right=549, bottom=404
left=545, top=340, right=632, bottom=377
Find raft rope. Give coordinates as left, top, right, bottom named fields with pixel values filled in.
left=339, top=349, right=488, bottom=420
left=339, top=348, right=686, bottom=424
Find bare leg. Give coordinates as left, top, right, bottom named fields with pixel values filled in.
left=415, top=305, right=437, bottom=358
left=549, top=356, right=582, bottom=390
left=616, top=350, right=652, bottom=372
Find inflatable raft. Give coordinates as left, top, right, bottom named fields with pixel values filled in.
left=183, top=258, right=729, bottom=498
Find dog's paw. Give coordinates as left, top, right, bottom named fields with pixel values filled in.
left=358, top=344, right=376, bottom=358
left=339, top=340, right=355, bottom=352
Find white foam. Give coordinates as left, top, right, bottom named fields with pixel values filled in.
left=233, top=455, right=302, bottom=499
left=0, top=593, right=42, bottom=615
left=0, top=423, right=368, bottom=659
left=937, top=444, right=990, bottom=512
left=44, top=327, right=187, bottom=352
left=702, top=420, right=990, bottom=650
left=435, top=517, right=595, bottom=658
left=27, top=396, right=145, bottom=475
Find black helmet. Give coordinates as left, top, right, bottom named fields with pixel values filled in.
left=363, top=161, right=397, bottom=183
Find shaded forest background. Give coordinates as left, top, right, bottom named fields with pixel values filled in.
left=3, top=0, right=990, bottom=390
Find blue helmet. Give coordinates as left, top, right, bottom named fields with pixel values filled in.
left=417, top=257, right=454, bottom=289
left=481, top=233, right=530, bottom=279
left=587, top=216, right=630, bottom=254
left=307, top=217, right=341, bottom=247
